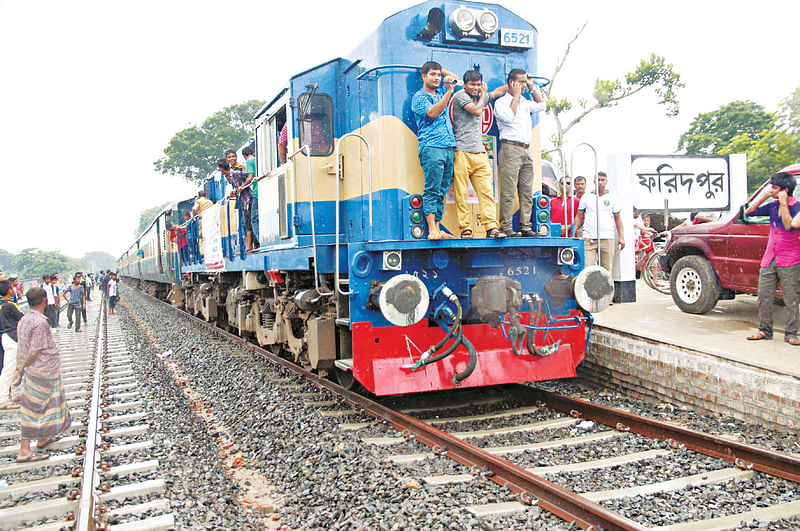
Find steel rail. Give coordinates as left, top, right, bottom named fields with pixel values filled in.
left=527, top=388, right=800, bottom=483
left=75, top=300, right=106, bottom=531
left=141, top=291, right=643, bottom=531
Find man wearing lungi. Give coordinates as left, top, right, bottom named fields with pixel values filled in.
left=13, top=287, right=71, bottom=462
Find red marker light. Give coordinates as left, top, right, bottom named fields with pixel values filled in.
left=538, top=196, right=549, bottom=208
left=410, top=195, right=422, bottom=209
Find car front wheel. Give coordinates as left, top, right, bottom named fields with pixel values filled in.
left=670, top=255, right=720, bottom=314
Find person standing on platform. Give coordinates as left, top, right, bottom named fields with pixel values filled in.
left=746, top=171, right=800, bottom=345
left=411, top=61, right=459, bottom=240
left=451, top=69, right=507, bottom=239
left=107, top=273, right=118, bottom=315
left=63, top=276, right=85, bottom=332
left=42, top=276, right=57, bottom=328
left=493, top=69, right=546, bottom=237
left=13, top=287, right=71, bottom=462
left=551, top=176, right=580, bottom=237
left=0, top=280, right=23, bottom=411
left=574, top=171, right=625, bottom=271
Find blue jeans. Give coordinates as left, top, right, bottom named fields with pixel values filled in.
left=251, top=196, right=260, bottom=246
left=419, top=146, right=454, bottom=222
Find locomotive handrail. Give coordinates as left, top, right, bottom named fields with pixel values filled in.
left=570, top=143, right=598, bottom=264
left=356, top=64, right=419, bottom=80
left=288, top=145, right=332, bottom=295
left=543, top=147, right=571, bottom=237
left=334, top=132, right=373, bottom=296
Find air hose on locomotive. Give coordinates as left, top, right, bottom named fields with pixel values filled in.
left=402, top=284, right=476, bottom=383
left=522, top=294, right=560, bottom=357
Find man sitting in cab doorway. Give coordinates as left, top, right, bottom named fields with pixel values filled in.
left=451, top=69, right=507, bottom=239
left=411, top=61, right=459, bottom=240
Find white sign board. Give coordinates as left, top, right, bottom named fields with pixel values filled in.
left=631, top=155, right=730, bottom=211
left=202, top=203, right=225, bottom=270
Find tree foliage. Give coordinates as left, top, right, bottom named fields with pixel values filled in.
left=0, top=249, right=14, bottom=273
left=678, top=101, right=774, bottom=155
left=154, top=100, right=264, bottom=184
left=135, top=203, right=169, bottom=237
left=12, top=248, right=82, bottom=280
left=544, top=23, right=683, bottom=168
left=679, top=94, right=800, bottom=192
left=81, top=252, right=117, bottom=272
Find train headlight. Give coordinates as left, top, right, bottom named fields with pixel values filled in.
left=411, top=225, right=425, bottom=239
left=573, top=265, right=614, bottom=313
left=376, top=274, right=430, bottom=327
left=558, top=247, right=576, bottom=265
left=383, top=250, right=402, bottom=271
left=450, top=7, right=476, bottom=37
left=477, top=10, right=498, bottom=36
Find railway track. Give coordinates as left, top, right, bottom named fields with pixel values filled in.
left=0, top=298, right=174, bottom=531
left=130, top=285, right=800, bottom=530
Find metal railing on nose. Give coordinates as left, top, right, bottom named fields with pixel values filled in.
left=334, top=133, right=373, bottom=296
left=570, top=143, right=599, bottom=265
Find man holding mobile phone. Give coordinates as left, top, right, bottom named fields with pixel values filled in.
left=494, top=69, right=546, bottom=237
left=411, top=61, right=459, bottom=240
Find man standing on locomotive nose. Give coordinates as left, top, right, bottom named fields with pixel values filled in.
left=494, top=69, right=546, bottom=237
left=411, top=61, right=459, bottom=240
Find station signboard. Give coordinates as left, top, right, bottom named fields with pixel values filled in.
left=631, top=155, right=730, bottom=212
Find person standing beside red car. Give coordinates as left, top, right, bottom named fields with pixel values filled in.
left=745, top=172, right=800, bottom=345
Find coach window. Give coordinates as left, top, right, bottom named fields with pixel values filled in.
left=297, top=92, right=333, bottom=156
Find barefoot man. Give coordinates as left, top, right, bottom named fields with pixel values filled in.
left=14, top=287, right=71, bottom=462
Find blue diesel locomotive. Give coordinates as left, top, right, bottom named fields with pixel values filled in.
left=120, top=1, right=613, bottom=395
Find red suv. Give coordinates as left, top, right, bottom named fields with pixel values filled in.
left=662, top=163, right=800, bottom=314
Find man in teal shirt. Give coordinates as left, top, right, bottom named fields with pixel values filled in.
left=242, top=145, right=258, bottom=249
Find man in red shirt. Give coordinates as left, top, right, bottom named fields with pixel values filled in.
left=550, top=176, right=580, bottom=237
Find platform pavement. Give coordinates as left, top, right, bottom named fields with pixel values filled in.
left=594, top=280, right=799, bottom=380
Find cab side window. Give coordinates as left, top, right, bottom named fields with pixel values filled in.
left=297, top=92, right=333, bottom=156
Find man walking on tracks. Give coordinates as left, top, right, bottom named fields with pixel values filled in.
left=745, top=171, right=800, bottom=345
left=63, top=276, right=85, bottom=332
left=13, top=287, right=71, bottom=462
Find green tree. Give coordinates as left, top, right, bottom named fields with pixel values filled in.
left=544, top=23, right=683, bottom=169
left=135, top=203, right=169, bottom=237
left=0, top=249, right=14, bottom=272
left=13, top=248, right=82, bottom=280
left=778, top=86, right=800, bottom=134
left=81, top=251, right=117, bottom=272
left=154, top=99, right=264, bottom=184
left=678, top=101, right=774, bottom=154
left=721, top=129, right=800, bottom=192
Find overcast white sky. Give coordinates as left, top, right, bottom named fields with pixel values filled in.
left=1, top=0, right=798, bottom=260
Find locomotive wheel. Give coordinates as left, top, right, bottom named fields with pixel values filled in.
left=334, top=367, right=357, bottom=390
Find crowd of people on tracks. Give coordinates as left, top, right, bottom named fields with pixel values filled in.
left=0, top=270, right=119, bottom=461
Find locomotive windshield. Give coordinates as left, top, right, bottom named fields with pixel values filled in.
left=297, top=92, right=333, bottom=156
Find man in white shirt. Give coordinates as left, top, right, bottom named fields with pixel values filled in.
left=42, top=276, right=57, bottom=328
left=494, top=69, right=547, bottom=237
left=574, top=171, right=625, bottom=271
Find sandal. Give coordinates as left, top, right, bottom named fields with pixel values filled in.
left=787, top=337, right=800, bottom=346
left=16, top=453, right=50, bottom=463
left=487, top=228, right=507, bottom=239
left=460, top=229, right=473, bottom=239
left=746, top=331, right=771, bottom=340
left=427, top=231, right=443, bottom=240
left=37, top=437, right=59, bottom=449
